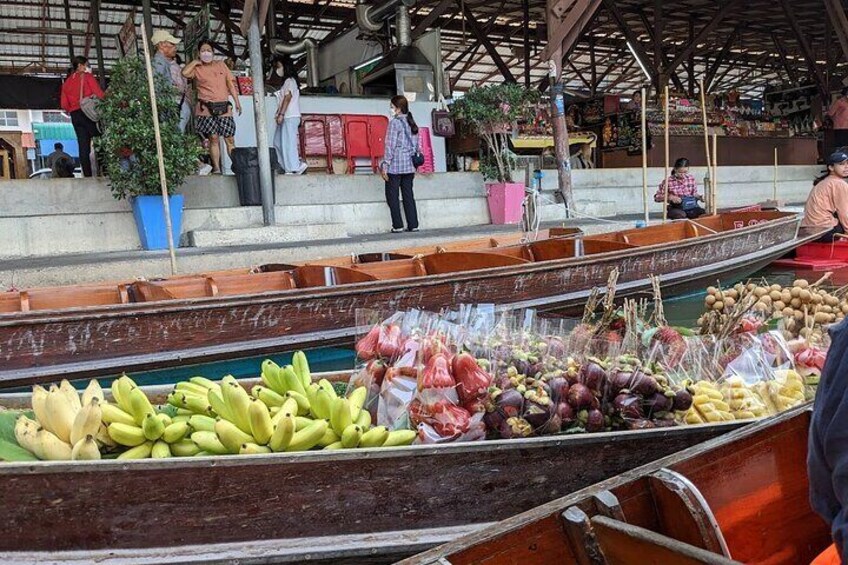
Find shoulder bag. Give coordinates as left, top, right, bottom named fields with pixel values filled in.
left=78, top=74, right=101, bottom=123
left=402, top=121, right=425, bottom=169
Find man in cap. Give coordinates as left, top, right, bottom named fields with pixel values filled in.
left=150, top=29, right=190, bottom=131
left=801, top=150, right=848, bottom=242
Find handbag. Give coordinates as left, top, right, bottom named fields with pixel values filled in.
left=402, top=121, right=425, bottom=169
left=431, top=107, right=455, bottom=138
left=202, top=100, right=231, bottom=117
left=78, top=74, right=100, bottom=122
left=680, top=195, right=699, bottom=211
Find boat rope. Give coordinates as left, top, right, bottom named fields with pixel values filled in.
left=688, top=220, right=719, bottom=234
left=535, top=193, right=624, bottom=225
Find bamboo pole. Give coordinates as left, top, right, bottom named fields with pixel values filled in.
left=663, top=85, right=670, bottom=224
left=140, top=20, right=177, bottom=275
left=641, top=86, right=649, bottom=225
left=699, top=79, right=712, bottom=213
left=712, top=134, right=719, bottom=214
left=773, top=147, right=779, bottom=201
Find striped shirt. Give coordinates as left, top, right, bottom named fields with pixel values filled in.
left=655, top=173, right=698, bottom=202
left=381, top=114, right=418, bottom=175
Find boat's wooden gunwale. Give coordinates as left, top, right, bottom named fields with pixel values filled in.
left=0, top=214, right=801, bottom=325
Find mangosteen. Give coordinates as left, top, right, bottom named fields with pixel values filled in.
left=643, top=392, right=673, bottom=416
left=672, top=389, right=694, bottom=412
left=495, top=388, right=524, bottom=418
left=585, top=409, right=605, bottom=433
left=540, top=413, right=563, bottom=435
left=629, top=371, right=661, bottom=396
left=580, top=360, right=607, bottom=391
left=607, top=370, right=633, bottom=396
left=567, top=383, right=594, bottom=409
left=613, top=393, right=644, bottom=420
left=557, top=402, right=576, bottom=426
left=483, top=408, right=505, bottom=432
left=545, top=337, right=567, bottom=358
left=547, top=376, right=570, bottom=403
left=499, top=417, right=533, bottom=439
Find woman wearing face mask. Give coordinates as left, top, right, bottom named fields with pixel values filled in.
left=60, top=56, right=104, bottom=177
left=273, top=60, right=307, bottom=175
left=801, top=151, right=848, bottom=242
left=182, top=40, right=242, bottom=174
left=654, top=157, right=705, bottom=220
left=380, top=95, right=420, bottom=233
left=267, top=58, right=285, bottom=91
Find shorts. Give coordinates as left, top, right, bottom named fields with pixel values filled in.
left=195, top=115, right=236, bottom=138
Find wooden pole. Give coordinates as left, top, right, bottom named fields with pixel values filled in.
left=641, top=86, right=649, bottom=224
left=699, top=79, right=712, bottom=212
left=712, top=134, right=719, bottom=214
left=663, top=85, right=670, bottom=223
left=773, top=147, right=779, bottom=201
left=140, top=20, right=178, bottom=275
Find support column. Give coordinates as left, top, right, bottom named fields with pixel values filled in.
left=523, top=0, right=531, bottom=88
left=92, top=0, right=107, bottom=89
left=248, top=6, right=276, bottom=226
left=142, top=0, right=153, bottom=47
left=63, top=0, right=75, bottom=58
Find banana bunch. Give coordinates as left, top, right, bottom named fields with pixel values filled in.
left=757, top=370, right=807, bottom=414
left=683, top=381, right=735, bottom=424
left=719, top=377, right=769, bottom=420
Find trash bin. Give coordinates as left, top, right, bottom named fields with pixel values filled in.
left=231, top=147, right=278, bottom=206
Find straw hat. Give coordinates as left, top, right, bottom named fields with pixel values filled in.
left=150, top=30, right=181, bottom=45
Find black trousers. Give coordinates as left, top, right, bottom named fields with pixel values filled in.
left=817, top=223, right=846, bottom=243
left=667, top=204, right=706, bottom=220
left=385, top=173, right=419, bottom=230
left=70, top=109, right=100, bottom=177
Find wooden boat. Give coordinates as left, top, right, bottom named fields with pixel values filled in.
left=0, top=212, right=818, bottom=387
left=401, top=404, right=828, bottom=565
left=0, top=376, right=747, bottom=565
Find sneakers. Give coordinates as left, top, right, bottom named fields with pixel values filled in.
left=197, top=163, right=213, bottom=176
left=296, top=162, right=308, bottom=175
left=390, top=228, right=404, bottom=233
left=408, top=227, right=420, bottom=232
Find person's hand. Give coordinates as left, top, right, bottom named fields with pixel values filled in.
left=669, top=195, right=682, bottom=205
left=380, top=170, right=389, bottom=182
left=235, top=102, right=242, bottom=116
left=276, top=114, right=283, bottom=125
left=696, top=194, right=704, bottom=202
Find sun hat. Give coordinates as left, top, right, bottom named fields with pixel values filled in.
left=150, top=30, right=181, bottom=45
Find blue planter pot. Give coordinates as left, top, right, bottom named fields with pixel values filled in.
left=131, top=194, right=184, bottom=251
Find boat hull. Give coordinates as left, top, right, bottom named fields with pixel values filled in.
left=0, top=216, right=808, bottom=387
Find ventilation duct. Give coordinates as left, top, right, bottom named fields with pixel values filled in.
left=272, top=37, right=319, bottom=89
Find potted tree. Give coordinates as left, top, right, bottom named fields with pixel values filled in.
left=96, top=56, right=201, bottom=250
left=453, top=83, right=540, bottom=224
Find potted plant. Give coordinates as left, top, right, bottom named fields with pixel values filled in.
left=96, top=56, right=201, bottom=250
left=453, top=83, right=540, bottom=224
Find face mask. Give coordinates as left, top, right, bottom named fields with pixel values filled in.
left=200, top=52, right=214, bottom=63
left=276, top=67, right=284, bottom=77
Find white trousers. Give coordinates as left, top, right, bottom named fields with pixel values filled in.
left=274, top=117, right=302, bottom=172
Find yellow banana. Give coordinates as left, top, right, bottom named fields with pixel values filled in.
left=255, top=386, right=286, bottom=408
left=71, top=435, right=101, bottom=460
left=182, top=393, right=214, bottom=416
left=323, top=441, right=344, bottom=450
left=59, top=379, right=82, bottom=414
left=107, top=422, right=147, bottom=447
left=31, top=385, right=50, bottom=427
left=81, top=379, right=104, bottom=406
left=35, top=428, right=73, bottom=460
left=355, top=409, right=372, bottom=429
left=45, top=385, right=76, bottom=443
left=285, top=391, right=311, bottom=416
left=14, top=416, right=40, bottom=455
left=271, top=398, right=300, bottom=427
left=261, top=359, right=284, bottom=394
left=269, top=414, right=296, bottom=452
left=162, top=421, right=190, bottom=443
left=171, top=415, right=191, bottom=425
left=215, top=419, right=254, bottom=453
left=208, top=388, right=233, bottom=421
left=305, top=383, right=320, bottom=410
left=176, top=382, right=210, bottom=397
left=222, top=381, right=253, bottom=434
left=330, top=397, right=353, bottom=436
left=188, top=414, right=217, bottom=433
left=239, top=443, right=272, bottom=455
left=359, top=426, right=390, bottom=448
left=151, top=440, right=172, bottom=459
left=292, top=351, right=312, bottom=389
left=117, top=441, right=154, bottom=460
left=190, top=376, right=220, bottom=391
left=281, top=365, right=307, bottom=397
left=341, top=425, right=363, bottom=449
left=348, top=386, right=367, bottom=421
left=156, top=413, right=173, bottom=427
left=318, top=426, right=341, bottom=447
left=113, top=375, right=137, bottom=413
left=70, top=397, right=102, bottom=446
left=382, top=429, right=418, bottom=447
left=101, top=403, right=137, bottom=426
left=128, top=386, right=155, bottom=425
left=169, top=439, right=202, bottom=457
left=318, top=379, right=338, bottom=399
left=310, top=388, right=332, bottom=420
left=248, top=398, right=273, bottom=445
left=295, top=416, right=318, bottom=431
left=96, top=423, right=118, bottom=448
left=286, top=419, right=328, bottom=452
left=190, top=431, right=229, bottom=455
left=142, top=413, right=165, bottom=441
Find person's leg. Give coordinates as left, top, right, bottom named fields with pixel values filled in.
left=686, top=207, right=707, bottom=219
left=666, top=206, right=687, bottom=220
left=179, top=100, right=192, bottom=132
left=281, top=118, right=296, bottom=172
left=273, top=122, right=286, bottom=171
left=399, top=173, right=419, bottom=230
left=384, top=174, right=404, bottom=230
left=71, top=111, right=93, bottom=177
left=209, top=134, right=221, bottom=173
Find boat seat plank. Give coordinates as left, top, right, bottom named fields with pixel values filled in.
left=582, top=240, right=638, bottom=255
left=487, top=244, right=535, bottom=261
left=21, top=285, right=130, bottom=311
left=528, top=238, right=577, bottom=261
left=590, top=516, right=740, bottom=565
left=294, top=265, right=378, bottom=287
left=134, top=278, right=205, bottom=301
left=647, top=468, right=730, bottom=557
left=419, top=252, right=530, bottom=275
left=0, top=293, right=20, bottom=313
left=351, top=258, right=427, bottom=280
left=561, top=506, right=607, bottom=565
left=209, top=272, right=297, bottom=296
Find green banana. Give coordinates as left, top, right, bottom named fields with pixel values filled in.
left=189, top=376, right=220, bottom=391
left=271, top=398, right=299, bottom=427
left=382, top=429, right=418, bottom=447
left=269, top=414, right=295, bottom=452
left=340, top=425, right=363, bottom=449
left=355, top=409, right=372, bottom=429
left=359, top=426, right=390, bottom=448
left=156, top=413, right=172, bottom=427
left=281, top=365, right=307, bottom=397
left=151, top=440, right=172, bottom=459
left=175, top=382, right=210, bottom=397
left=208, top=388, right=233, bottom=421
left=286, top=419, right=328, bottom=452
left=221, top=375, right=237, bottom=386
left=117, top=441, right=153, bottom=460
left=348, top=386, right=367, bottom=421
left=190, top=431, right=229, bottom=455
left=188, top=414, right=217, bottom=433
left=318, top=379, right=338, bottom=399
left=317, top=426, right=340, bottom=447
left=295, top=416, right=319, bottom=431
left=330, top=398, right=353, bottom=436
left=162, top=421, right=190, bottom=443
left=248, top=398, right=273, bottom=445
left=169, top=439, right=202, bottom=457
left=285, top=390, right=311, bottom=416
left=171, top=415, right=191, bottom=425
left=323, top=441, right=344, bottom=450
left=71, top=435, right=101, bottom=460
left=215, top=419, right=254, bottom=453
left=254, top=385, right=286, bottom=408
left=142, top=413, right=165, bottom=441
left=222, top=381, right=253, bottom=434
left=304, top=383, right=320, bottom=409
left=239, top=443, right=272, bottom=455
left=292, top=351, right=312, bottom=389
left=175, top=408, right=195, bottom=417
left=182, top=393, right=214, bottom=416
left=260, top=360, right=284, bottom=393
left=111, top=375, right=135, bottom=413
left=107, top=422, right=147, bottom=447
left=127, top=387, right=155, bottom=425
left=309, top=388, right=332, bottom=420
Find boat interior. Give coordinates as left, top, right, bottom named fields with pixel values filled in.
left=0, top=211, right=795, bottom=314
left=413, top=408, right=828, bottom=565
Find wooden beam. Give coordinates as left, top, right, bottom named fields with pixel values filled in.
left=824, top=0, right=848, bottom=70
left=636, top=8, right=684, bottom=91
left=412, top=0, right=454, bottom=40
left=601, top=0, right=657, bottom=85
left=540, top=0, right=588, bottom=61
left=705, top=26, right=740, bottom=90
left=687, top=16, right=695, bottom=96
left=567, top=60, right=593, bottom=91
left=779, top=0, right=827, bottom=97
left=458, top=0, right=516, bottom=82
left=666, top=0, right=743, bottom=76
left=589, top=37, right=597, bottom=95
left=63, top=0, right=75, bottom=58
left=523, top=0, right=531, bottom=88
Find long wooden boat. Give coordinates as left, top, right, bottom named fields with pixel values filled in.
left=0, top=376, right=747, bottom=564
left=401, top=404, right=828, bottom=565
left=0, top=212, right=817, bottom=387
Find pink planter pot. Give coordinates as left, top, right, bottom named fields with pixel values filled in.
left=486, top=182, right=525, bottom=225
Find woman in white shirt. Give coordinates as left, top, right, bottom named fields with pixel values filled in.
left=273, top=60, right=307, bottom=175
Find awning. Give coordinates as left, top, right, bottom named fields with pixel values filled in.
left=32, top=122, right=76, bottom=141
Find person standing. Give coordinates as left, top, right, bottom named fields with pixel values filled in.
left=60, top=56, right=103, bottom=177
left=801, top=151, right=848, bottom=242
left=273, top=60, right=307, bottom=175
left=569, top=143, right=594, bottom=170
left=829, top=89, right=848, bottom=153
left=380, top=95, right=420, bottom=233
left=150, top=29, right=191, bottom=132
left=45, top=142, right=71, bottom=170
left=654, top=157, right=706, bottom=220
left=182, top=40, right=241, bottom=174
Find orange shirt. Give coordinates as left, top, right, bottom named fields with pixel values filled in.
left=184, top=60, right=234, bottom=116
left=801, top=175, right=848, bottom=230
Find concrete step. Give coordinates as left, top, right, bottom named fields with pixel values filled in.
left=187, top=222, right=349, bottom=248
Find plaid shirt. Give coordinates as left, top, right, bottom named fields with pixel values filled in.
left=381, top=114, right=418, bottom=175
left=655, top=173, right=698, bottom=202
